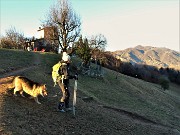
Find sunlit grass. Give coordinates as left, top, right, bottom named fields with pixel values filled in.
left=0, top=49, right=34, bottom=73
left=0, top=48, right=179, bottom=130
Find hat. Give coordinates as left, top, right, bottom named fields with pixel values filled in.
left=62, top=52, right=70, bottom=62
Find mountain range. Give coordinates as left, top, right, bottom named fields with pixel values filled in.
left=112, top=45, right=180, bottom=70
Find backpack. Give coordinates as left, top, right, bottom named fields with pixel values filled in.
left=52, top=62, right=62, bottom=86
left=52, top=62, right=68, bottom=86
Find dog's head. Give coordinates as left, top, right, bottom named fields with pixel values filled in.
left=40, top=84, right=48, bottom=97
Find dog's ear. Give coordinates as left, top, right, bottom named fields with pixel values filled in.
left=43, top=84, right=46, bottom=88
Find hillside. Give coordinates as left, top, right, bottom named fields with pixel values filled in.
left=113, top=45, right=180, bottom=70
left=0, top=49, right=180, bottom=135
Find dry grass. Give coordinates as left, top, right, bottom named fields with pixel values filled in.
left=0, top=49, right=180, bottom=134
left=78, top=67, right=180, bottom=128
left=0, top=49, right=35, bottom=73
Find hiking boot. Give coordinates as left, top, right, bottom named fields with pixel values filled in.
left=58, top=102, right=64, bottom=109
left=58, top=109, right=66, bottom=113
left=65, top=107, right=73, bottom=112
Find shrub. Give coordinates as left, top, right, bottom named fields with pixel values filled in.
left=159, top=76, right=169, bottom=90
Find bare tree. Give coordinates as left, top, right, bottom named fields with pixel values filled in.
left=44, top=0, right=81, bottom=52
left=1, top=26, right=25, bottom=49
left=89, top=34, right=107, bottom=51
left=89, top=34, right=107, bottom=63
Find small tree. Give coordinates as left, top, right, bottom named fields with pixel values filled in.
left=89, top=34, right=107, bottom=51
left=88, top=34, right=107, bottom=71
left=76, top=36, right=91, bottom=66
left=44, top=0, right=81, bottom=52
left=159, top=76, right=169, bottom=90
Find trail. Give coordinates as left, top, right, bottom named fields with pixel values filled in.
left=0, top=52, right=41, bottom=78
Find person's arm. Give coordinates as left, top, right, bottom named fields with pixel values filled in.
left=68, top=73, right=78, bottom=80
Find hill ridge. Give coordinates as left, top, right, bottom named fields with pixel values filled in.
left=113, top=45, right=180, bottom=70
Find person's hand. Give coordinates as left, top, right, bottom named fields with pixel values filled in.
left=74, top=73, right=78, bottom=80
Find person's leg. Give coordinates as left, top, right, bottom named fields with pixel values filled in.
left=63, top=79, right=71, bottom=108
left=57, top=81, right=66, bottom=112
left=63, top=80, right=72, bottom=111
left=64, top=86, right=70, bottom=108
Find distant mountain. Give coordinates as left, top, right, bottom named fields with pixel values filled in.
left=112, top=45, right=180, bottom=70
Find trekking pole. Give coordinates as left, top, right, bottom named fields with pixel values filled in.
left=73, top=77, right=77, bottom=116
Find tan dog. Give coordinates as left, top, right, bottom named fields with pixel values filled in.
left=13, top=76, right=47, bottom=104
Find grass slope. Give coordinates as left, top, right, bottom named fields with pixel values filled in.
left=79, top=67, right=180, bottom=129
left=0, top=49, right=180, bottom=134
left=0, top=49, right=35, bottom=73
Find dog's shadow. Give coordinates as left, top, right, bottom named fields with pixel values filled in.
left=6, top=88, right=31, bottom=98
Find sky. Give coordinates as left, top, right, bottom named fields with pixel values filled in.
left=0, top=0, right=179, bottom=52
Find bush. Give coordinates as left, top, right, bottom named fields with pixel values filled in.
left=159, top=76, right=169, bottom=90
left=1, top=27, right=25, bottom=49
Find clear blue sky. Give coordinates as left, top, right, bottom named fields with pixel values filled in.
left=0, top=0, right=179, bottom=52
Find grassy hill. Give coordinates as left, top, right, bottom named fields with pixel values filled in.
left=0, top=49, right=180, bottom=135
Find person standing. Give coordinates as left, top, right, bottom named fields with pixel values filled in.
left=52, top=51, right=78, bottom=112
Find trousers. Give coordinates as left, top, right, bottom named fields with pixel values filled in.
left=58, top=79, right=70, bottom=108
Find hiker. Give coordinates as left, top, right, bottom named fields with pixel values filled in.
left=52, top=51, right=78, bottom=112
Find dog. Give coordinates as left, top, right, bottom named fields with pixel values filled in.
left=13, top=76, right=48, bottom=104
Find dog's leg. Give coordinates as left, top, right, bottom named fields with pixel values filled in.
left=20, top=91, right=25, bottom=97
left=34, top=97, right=41, bottom=104
left=14, top=88, right=18, bottom=96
